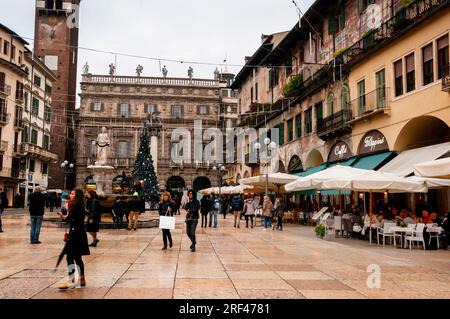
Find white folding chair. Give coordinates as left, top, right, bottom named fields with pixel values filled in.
left=325, top=217, right=334, bottom=240
left=427, top=225, right=440, bottom=249
left=334, top=216, right=342, bottom=237
left=405, top=223, right=426, bottom=250
left=377, top=222, right=396, bottom=246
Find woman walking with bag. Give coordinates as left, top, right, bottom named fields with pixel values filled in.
left=262, top=195, right=274, bottom=230
left=159, top=192, right=175, bottom=250
left=58, top=189, right=90, bottom=289
left=86, top=190, right=101, bottom=247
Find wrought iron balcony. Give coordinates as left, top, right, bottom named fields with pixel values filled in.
left=350, top=88, right=391, bottom=123
left=317, top=109, right=352, bottom=140
left=442, top=63, right=450, bottom=92
left=10, top=168, right=27, bottom=180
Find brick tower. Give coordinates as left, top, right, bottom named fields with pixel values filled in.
left=34, top=0, right=80, bottom=189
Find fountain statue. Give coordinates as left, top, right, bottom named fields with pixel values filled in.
left=87, top=127, right=114, bottom=195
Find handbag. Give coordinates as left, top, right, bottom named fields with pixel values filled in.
left=159, top=215, right=176, bottom=230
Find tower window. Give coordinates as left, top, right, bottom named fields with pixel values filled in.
left=46, top=0, right=63, bottom=10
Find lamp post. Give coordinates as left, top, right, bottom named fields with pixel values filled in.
left=212, top=163, right=226, bottom=196
left=61, top=160, right=74, bottom=191
left=254, top=137, right=277, bottom=196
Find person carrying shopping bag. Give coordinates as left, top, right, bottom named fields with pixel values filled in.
left=159, top=192, right=176, bottom=250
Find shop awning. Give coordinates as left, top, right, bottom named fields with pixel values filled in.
left=295, top=163, right=327, bottom=177
left=352, top=151, right=396, bottom=170
left=320, top=189, right=352, bottom=196
left=327, top=157, right=358, bottom=168
left=379, top=142, right=450, bottom=176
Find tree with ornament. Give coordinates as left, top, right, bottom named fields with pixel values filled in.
left=132, top=125, right=160, bottom=207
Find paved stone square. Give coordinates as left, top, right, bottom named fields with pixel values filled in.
left=0, top=209, right=449, bottom=299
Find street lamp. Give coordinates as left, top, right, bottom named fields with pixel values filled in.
left=61, top=161, right=74, bottom=191
left=254, top=138, right=277, bottom=196
left=212, top=163, right=226, bottom=196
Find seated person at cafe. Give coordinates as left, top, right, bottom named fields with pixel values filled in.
left=420, top=210, right=433, bottom=223
left=430, top=211, right=442, bottom=226
left=403, top=210, right=416, bottom=225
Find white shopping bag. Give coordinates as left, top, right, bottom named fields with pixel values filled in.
left=159, top=216, right=176, bottom=230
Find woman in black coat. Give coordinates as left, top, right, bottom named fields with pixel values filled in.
left=58, top=189, right=90, bottom=289
left=159, top=192, right=176, bottom=250
left=86, top=190, right=101, bottom=247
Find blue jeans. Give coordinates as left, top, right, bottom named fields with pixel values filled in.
left=264, top=216, right=272, bottom=229
left=209, top=210, right=217, bottom=227
left=30, top=216, right=43, bottom=243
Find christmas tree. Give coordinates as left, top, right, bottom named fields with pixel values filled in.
left=132, top=125, right=160, bottom=204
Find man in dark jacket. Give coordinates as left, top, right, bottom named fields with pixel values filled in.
left=200, top=195, right=211, bottom=228
left=184, top=189, right=200, bottom=252
left=28, top=187, right=47, bottom=244
left=0, top=187, right=8, bottom=233
left=231, top=194, right=244, bottom=228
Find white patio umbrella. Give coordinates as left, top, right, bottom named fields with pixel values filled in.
left=285, top=165, right=428, bottom=244
left=407, top=176, right=450, bottom=188
left=414, top=158, right=450, bottom=179
left=239, top=172, right=300, bottom=194
left=285, top=166, right=368, bottom=192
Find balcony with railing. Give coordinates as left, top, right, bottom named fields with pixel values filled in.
left=317, top=109, right=353, bottom=140
left=350, top=87, right=391, bottom=123
left=0, top=84, right=11, bottom=96
left=21, top=143, right=58, bottom=162
left=0, top=140, right=8, bottom=152
left=442, top=63, right=450, bottom=92
left=2, top=168, right=27, bottom=180
left=341, top=0, right=448, bottom=68
left=82, top=74, right=220, bottom=87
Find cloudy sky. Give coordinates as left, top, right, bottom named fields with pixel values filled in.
left=1, top=0, right=314, bottom=99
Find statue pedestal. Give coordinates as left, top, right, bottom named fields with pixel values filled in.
left=87, top=165, right=114, bottom=196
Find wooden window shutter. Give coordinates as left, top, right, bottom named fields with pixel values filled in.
left=90, top=102, right=94, bottom=111
left=117, top=103, right=120, bottom=115
left=328, top=12, right=336, bottom=35
left=339, top=2, right=345, bottom=30
left=358, top=0, right=364, bottom=14
left=101, top=103, right=105, bottom=112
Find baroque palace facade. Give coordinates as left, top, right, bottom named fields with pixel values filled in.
left=76, top=69, right=237, bottom=196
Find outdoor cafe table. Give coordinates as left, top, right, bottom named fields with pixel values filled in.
left=391, top=226, right=414, bottom=248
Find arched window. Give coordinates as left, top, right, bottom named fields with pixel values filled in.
left=341, top=85, right=350, bottom=111
left=327, top=93, right=335, bottom=116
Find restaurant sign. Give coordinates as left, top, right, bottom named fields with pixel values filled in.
left=358, top=130, right=389, bottom=155
left=328, top=141, right=353, bottom=162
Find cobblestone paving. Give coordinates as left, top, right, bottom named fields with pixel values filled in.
left=0, top=209, right=449, bottom=299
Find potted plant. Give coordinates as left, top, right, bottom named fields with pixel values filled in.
left=314, top=224, right=326, bottom=239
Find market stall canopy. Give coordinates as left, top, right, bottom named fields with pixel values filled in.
left=379, top=142, right=450, bottom=177
left=413, top=158, right=450, bottom=179
left=239, top=173, right=301, bottom=193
